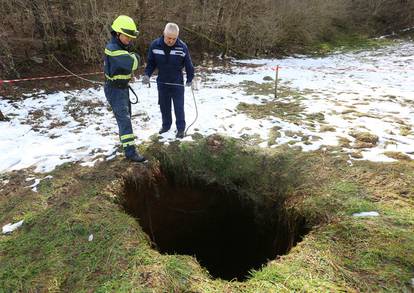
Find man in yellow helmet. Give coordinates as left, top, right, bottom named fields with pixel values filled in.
left=104, top=15, right=146, bottom=162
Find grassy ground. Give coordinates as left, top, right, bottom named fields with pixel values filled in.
left=309, top=34, right=394, bottom=55
left=237, top=81, right=307, bottom=126
left=0, top=135, right=413, bottom=292
left=1, top=37, right=412, bottom=292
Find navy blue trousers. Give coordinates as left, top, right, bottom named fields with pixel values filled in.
left=104, top=85, right=136, bottom=157
left=158, top=84, right=185, bottom=131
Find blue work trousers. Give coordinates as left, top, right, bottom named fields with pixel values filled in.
left=104, top=85, right=136, bottom=157
left=158, top=84, right=185, bottom=131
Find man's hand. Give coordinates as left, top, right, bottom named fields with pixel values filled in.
left=142, top=75, right=150, bottom=85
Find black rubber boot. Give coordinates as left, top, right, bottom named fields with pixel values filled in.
left=158, top=127, right=170, bottom=134
left=176, top=130, right=185, bottom=139
left=126, top=153, right=147, bottom=163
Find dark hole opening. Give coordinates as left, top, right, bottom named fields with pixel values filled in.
left=122, top=174, right=309, bottom=281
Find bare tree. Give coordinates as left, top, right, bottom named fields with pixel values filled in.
left=0, top=0, right=413, bottom=76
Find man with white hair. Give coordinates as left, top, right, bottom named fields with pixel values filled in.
left=143, top=23, right=194, bottom=138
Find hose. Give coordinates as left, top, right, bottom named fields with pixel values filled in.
left=52, top=55, right=198, bottom=136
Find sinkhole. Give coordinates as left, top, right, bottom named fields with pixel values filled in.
left=122, top=172, right=309, bottom=281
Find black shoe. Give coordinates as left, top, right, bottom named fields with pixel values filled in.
left=158, top=127, right=169, bottom=134
left=126, top=153, right=147, bottom=163
left=176, top=130, right=185, bottom=139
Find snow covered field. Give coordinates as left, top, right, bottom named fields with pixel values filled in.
left=1, top=40, right=413, bottom=173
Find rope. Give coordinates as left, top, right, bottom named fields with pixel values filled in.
left=5, top=55, right=198, bottom=133
left=51, top=55, right=104, bottom=85
left=52, top=54, right=140, bottom=104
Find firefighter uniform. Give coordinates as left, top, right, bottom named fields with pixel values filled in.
left=104, top=15, right=146, bottom=162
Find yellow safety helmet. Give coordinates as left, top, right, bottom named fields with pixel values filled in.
left=111, top=15, right=138, bottom=38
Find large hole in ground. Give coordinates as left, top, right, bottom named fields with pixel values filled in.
left=122, top=173, right=309, bottom=281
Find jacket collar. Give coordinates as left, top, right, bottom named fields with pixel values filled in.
left=111, top=35, right=129, bottom=50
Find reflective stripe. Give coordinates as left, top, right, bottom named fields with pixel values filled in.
left=105, top=48, right=137, bottom=70
left=170, top=50, right=186, bottom=57
left=105, top=48, right=137, bottom=78
left=105, top=73, right=132, bottom=81
left=105, top=48, right=129, bottom=57
left=131, top=54, right=138, bottom=71
left=152, top=49, right=165, bottom=55
left=122, top=141, right=135, bottom=147
left=121, top=134, right=135, bottom=141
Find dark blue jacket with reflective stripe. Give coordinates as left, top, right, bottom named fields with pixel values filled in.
left=144, top=37, right=194, bottom=84
left=104, top=36, right=138, bottom=88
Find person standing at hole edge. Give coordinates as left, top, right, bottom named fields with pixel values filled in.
left=104, top=15, right=147, bottom=163
left=142, top=23, right=195, bottom=139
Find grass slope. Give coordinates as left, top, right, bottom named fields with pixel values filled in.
left=0, top=136, right=413, bottom=292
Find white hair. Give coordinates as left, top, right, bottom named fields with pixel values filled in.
left=164, top=23, right=179, bottom=35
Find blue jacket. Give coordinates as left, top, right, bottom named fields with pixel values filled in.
left=144, top=37, right=194, bottom=84
left=104, top=35, right=138, bottom=88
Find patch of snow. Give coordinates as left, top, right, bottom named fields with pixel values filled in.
left=1, top=41, right=414, bottom=173
left=80, top=158, right=104, bottom=167
left=25, top=175, right=54, bottom=192
left=106, top=154, right=117, bottom=161
left=27, top=178, right=41, bottom=192
left=2, top=220, right=24, bottom=234
left=353, top=211, right=380, bottom=217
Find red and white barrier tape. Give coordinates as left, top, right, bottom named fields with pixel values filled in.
left=1, top=62, right=412, bottom=86
left=0, top=72, right=102, bottom=85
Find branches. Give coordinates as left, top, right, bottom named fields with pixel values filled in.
left=1, top=0, right=413, bottom=74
